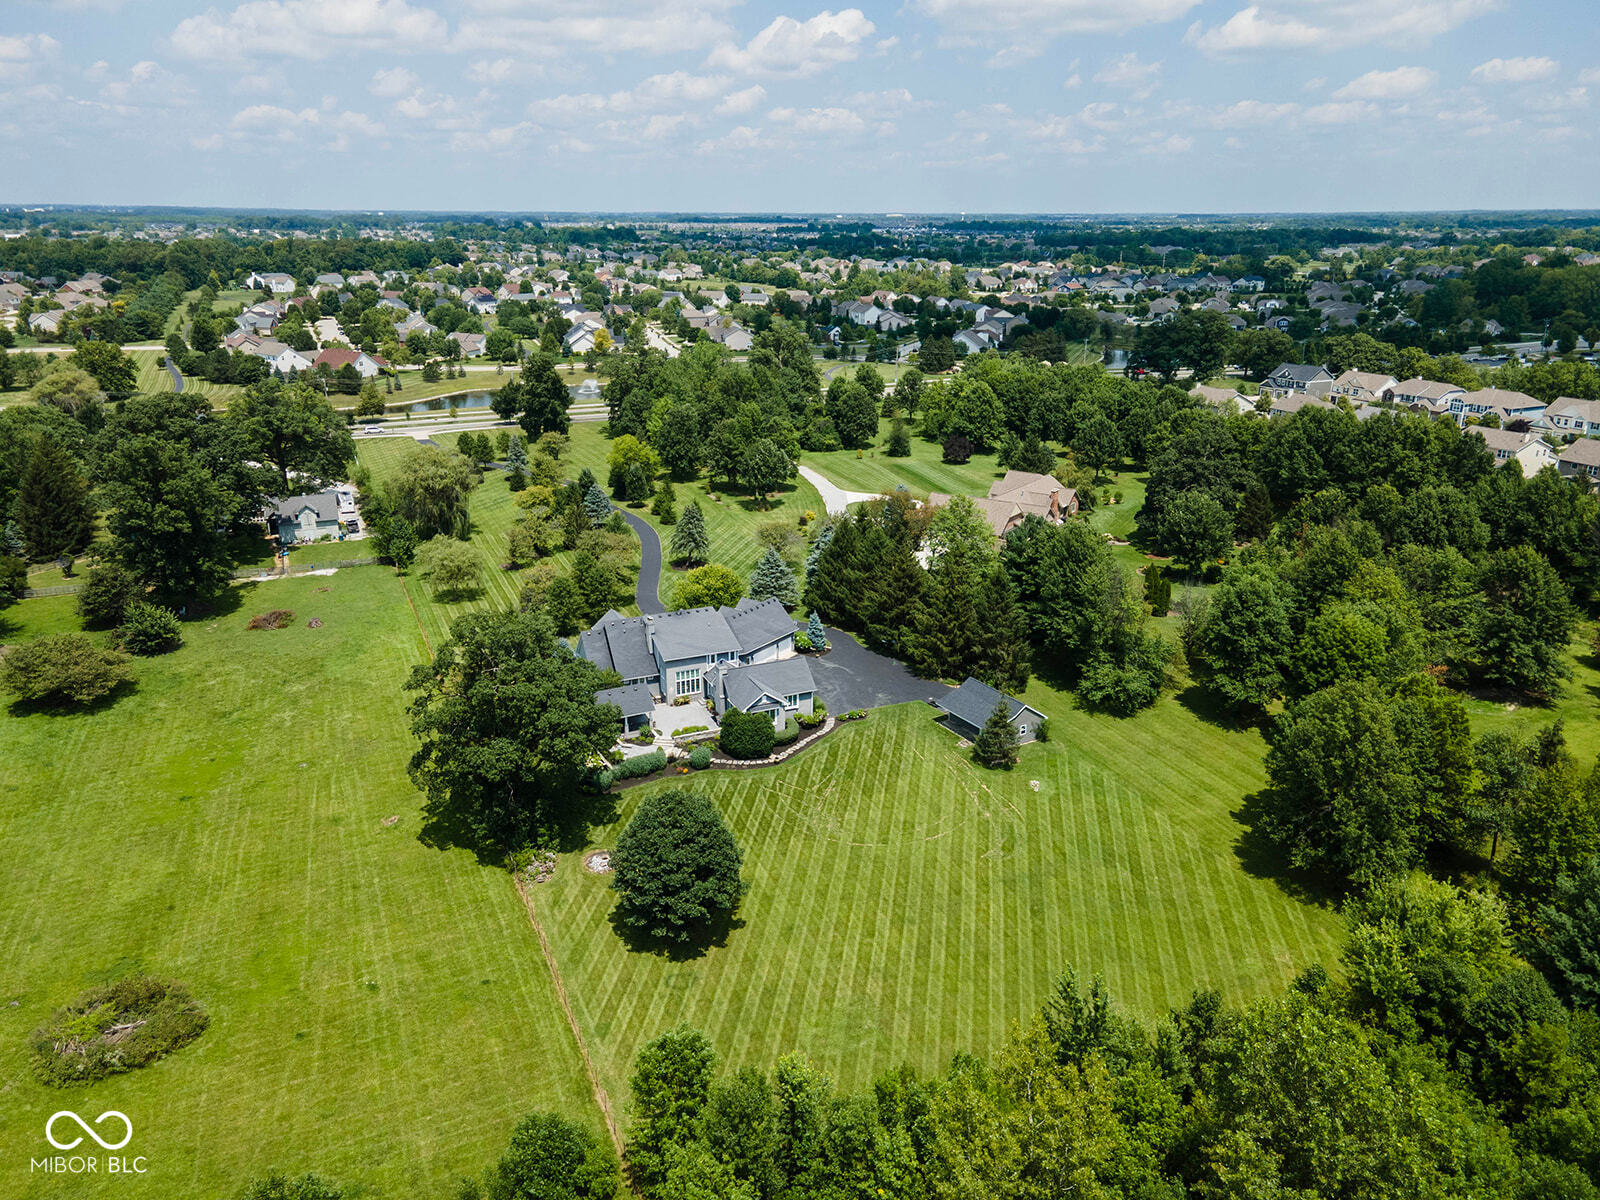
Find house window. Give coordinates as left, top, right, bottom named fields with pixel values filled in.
left=784, top=694, right=801, bottom=707
left=1018, top=724, right=1029, bottom=736
left=673, top=668, right=700, bottom=698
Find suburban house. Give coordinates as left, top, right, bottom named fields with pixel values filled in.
left=1269, top=395, right=1337, bottom=419
left=1450, top=387, right=1546, bottom=428
left=578, top=597, right=815, bottom=721
left=927, top=471, right=1079, bottom=540
left=595, top=683, right=655, bottom=733
left=447, top=330, right=486, bottom=358
left=1558, top=438, right=1600, bottom=481
left=1328, top=370, right=1396, bottom=405
left=313, top=347, right=387, bottom=378
left=1468, top=427, right=1559, bottom=474
left=1544, top=397, right=1600, bottom=437
left=953, top=329, right=994, bottom=355
left=1392, top=377, right=1466, bottom=413
left=935, top=677, right=1046, bottom=743
left=1263, top=363, right=1335, bottom=398
left=703, top=657, right=818, bottom=722
left=246, top=271, right=296, bottom=294
left=266, top=492, right=344, bottom=544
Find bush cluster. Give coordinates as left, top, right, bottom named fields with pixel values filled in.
left=717, top=709, right=775, bottom=760
left=772, top=717, right=801, bottom=746
left=596, top=748, right=668, bottom=789
left=30, top=975, right=208, bottom=1086
left=119, top=602, right=183, bottom=656
left=795, top=700, right=828, bottom=729
left=688, top=746, right=712, bottom=770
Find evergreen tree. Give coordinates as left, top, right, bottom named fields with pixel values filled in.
left=582, top=481, right=612, bottom=527
left=669, top=501, right=709, bottom=565
left=807, top=610, right=829, bottom=651
left=886, top=419, right=912, bottom=457
left=749, top=547, right=799, bottom=607
left=805, top=518, right=867, bottom=626
left=506, top=434, right=528, bottom=472
left=651, top=480, right=678, bottom=524
left=803, top=521, right=836, bottom=592
left=861, top=538, right=924, bottom=657
left=973, top=700, right=1021, bottom=768
left=972, top=566, right=1031, bottom=694
left=1145, top=564, right=1171, bottom=616
left=14, top=434, right=92, bottom=564
left=1, top=519, right=24, bottom=558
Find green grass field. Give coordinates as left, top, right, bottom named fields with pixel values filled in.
left=531, top=698, right=1343, bottom=1104
left=0, top=573, right=599, bottom=1199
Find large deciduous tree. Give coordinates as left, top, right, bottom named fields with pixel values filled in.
left=493, top=353, right=571, bottom=440
left=611, top=789, right=747, bottom=947
left=387, top=443, right=477, bottom=540
left=226, top=378, right=355, bottom=494
left=405, top=608, right=621, bottom=849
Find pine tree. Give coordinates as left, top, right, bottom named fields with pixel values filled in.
left=652, top=480, right=678, bottom=524
left=507, top=435, right=528, bottom=471
left=862, top=538, right=924, bottom=656
left=803, top=521, right=836, bottom=591
left=749, top=547, right=799, bottom=607
left=973, top=701, right=1020, bottom=768
left=807, top=610, right=829, bottom=651
left=1145, top=565, right=1171, bottom=617
left=14, top=435, right=92, bottom=564
left=583, top=482, right=612, bottom=527
left=973, top=566, right=1031, bottom=694
left=804, top=518, right=862, bottom=626
left=670, top=500, right=710, bottom=565
left=886, top=419, right=911, bottom=457
left=1, top=520, right=24, bottom=558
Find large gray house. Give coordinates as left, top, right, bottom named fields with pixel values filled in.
left=579, top=598, right=817, bottom=721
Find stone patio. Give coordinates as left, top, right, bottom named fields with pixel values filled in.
left=651, top=697, right=717, bottom=739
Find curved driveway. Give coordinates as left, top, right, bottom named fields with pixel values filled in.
left=166, top=359, right=185, bottom=393
left=797, top=464, right=882, bottom=517
left=617, top=509, right=665, bottom=614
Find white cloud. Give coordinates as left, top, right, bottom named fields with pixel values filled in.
left=1471, top=56, right=1560, bottom=83
left=1206, top=99, right=1300, bottom=126
left=527, top=73, right=731, bottom=123
left=767, top=105, right=867, bottom=135
left=369, top=66, right=418, bottom=97
left=0, top=32, right=59, bottom=60
left=1093, top=52, right=1162, bottom=97
left=454, top=0, right=735, bottom=58
left=1333, top=65, right=1436, bottom=99
left=1303, top=100, right=1379, bottom=123
left=913, top=0, right=1197, bottom=58
left=172, top=0, right=448, bottom=61
left=714, top=84, right=766, bottom=115
left=466, top=57, right=517, bottom=83
left=707, top=10, right=876, bottom=77
left=1581, top=67, right=1600, bottom=86
left=1188, top=0, right=1496, bottom=56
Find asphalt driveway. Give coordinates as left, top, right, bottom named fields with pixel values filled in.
left=807, top=627, right=952, bottom=712
left=617, top=509, right=665, bottom=614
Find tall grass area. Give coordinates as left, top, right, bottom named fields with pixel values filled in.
left=531, top=698, right=1343, bottom=1105
left=0, top=573, right=598, bottom=1198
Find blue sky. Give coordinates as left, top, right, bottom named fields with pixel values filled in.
left=2, top=0, right=1596, bottom=213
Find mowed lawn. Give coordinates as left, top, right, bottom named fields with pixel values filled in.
left=0, top=572, right=598, bottom=1199
left=531, top=697, right=1343, bottom=1104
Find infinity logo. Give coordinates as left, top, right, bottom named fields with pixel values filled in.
left=45, top=1111, right=133, bottom=1151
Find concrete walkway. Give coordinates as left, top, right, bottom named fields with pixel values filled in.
left=797, top=464, right=882, bottom=516
left=616, top=510, right=665, bottom=614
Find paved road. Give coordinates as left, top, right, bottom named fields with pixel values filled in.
left=797, top=464, right=883, bottom=516
left=617, top=510, right=665, bottom=614
left=166, top=359, right=185, bottom=393
left=808, top=627, right=952, bottom=712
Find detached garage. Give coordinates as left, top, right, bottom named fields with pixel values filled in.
left=935, top=677, right=1045, bottom=744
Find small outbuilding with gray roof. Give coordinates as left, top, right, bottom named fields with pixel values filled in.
left=595, top=683, right=656, bottom=732
left=935, top=677, right=1046, bottom=743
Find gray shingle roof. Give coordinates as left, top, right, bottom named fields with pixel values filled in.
left=1270, top=363, right=1332, bottom=383
left=268, top=492, right=339, bottom=522
left=720, top=597, right=798, bottom=655
left=936, top=677, right=1043, bottom=731
left=595, top=683, right=655, bottom=720
left=649, top=607, right=743, bottom=661
left=578, top=612, right=658, bottom=682
left=707, top=657, right=817, bottom=713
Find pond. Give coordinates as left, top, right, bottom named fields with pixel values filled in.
left=397, top=391, right=495, bottom=413
left=1103, top=348, right=1128, bottom=369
